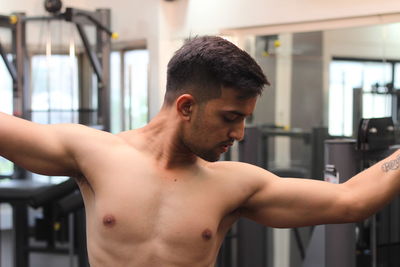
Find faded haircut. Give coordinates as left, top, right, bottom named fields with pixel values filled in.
left=164, top=36, right=270, bottom=105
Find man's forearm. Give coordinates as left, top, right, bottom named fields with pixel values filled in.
left=343, top=149, right=400, bottom=221
left=381, top=154, right=400, bottom=172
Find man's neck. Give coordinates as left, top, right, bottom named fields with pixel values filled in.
left=131, top=107, right=198, bottom=169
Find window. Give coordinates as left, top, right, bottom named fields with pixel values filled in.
left=123, top=49, right=149, bottom=130
left=110, top=51, right=122, bottom=133
left=395, top=63, right=400, bottom=89
left=329, top=60, right=392, bottom=136
left=110, top=48, right=149, bottom=133
left=31, top=54, right=79, bottom=124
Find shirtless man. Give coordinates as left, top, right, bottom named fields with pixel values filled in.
left=1, top=36, right=400, bottom=266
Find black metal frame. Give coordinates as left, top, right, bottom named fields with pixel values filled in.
left=0, top=13, right=30, bottom=180
left=0, top=179, right=87, bottom=267
left=69, top=8, right=112, bottom=131
left=0, top=13, right=28, bottom=117
left=0, top=8, right=112, bottom=175
left=0, top=42, right=17, bottom=82
left=0, top=8, right=112, bottom=132
left=0, top=15, right=17, bottom=87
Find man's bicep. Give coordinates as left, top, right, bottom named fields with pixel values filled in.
left=0, top=113, right=80, bottom=176
left=239, top=171, right=353, bottom=228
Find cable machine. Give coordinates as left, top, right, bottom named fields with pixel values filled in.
left=0, top=0, right=116, bottom=179
left=0, top=0, right=116, bottom=132
left=0, top=1, right=117, bottom=266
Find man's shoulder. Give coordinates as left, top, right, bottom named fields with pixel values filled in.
left=70, top=124, right=143, bottom=143
left=207, top=160, right=266, bottom=174
left=202, top=161, right=276, bottom=211
left=114, top=129, right=147, bottom=150
left=55, top=124, right=130, bottom=154
left=206, top=160, right=275, bottom=186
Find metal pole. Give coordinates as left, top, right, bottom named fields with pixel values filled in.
left=13, top=12, right=31, bottom=180
left=371, top=215, right=377, bottom=267
left=14, top=13, right=30, bottom=121
left=13, top=203, right=29, bottom=267
left=12, top=12, right=24, bottom=118
left=96, top=9, right=111, bottom=132
left=0, top=42, right=17, bottom=82
left=69, top=213, right=75, bottom=267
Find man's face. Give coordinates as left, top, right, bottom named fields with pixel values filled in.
left=183, top=88, right=257, bottom=162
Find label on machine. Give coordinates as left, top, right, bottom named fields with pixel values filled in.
left=324, top=164, right=339, bottom=184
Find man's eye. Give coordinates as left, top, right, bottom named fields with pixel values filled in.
left=224, top=115, right=239, bottom=122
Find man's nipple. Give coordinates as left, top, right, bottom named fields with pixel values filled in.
left=103, top=215, right=116, bottom=227
left=202, top=229, right=213, bottom=241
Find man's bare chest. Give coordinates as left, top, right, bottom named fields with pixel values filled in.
left=79, top=163, right=239, bottom=252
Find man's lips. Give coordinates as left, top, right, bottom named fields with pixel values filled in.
left=221, top=140, right=234, bottom=147
left=220, top=142, right=233, bottom=152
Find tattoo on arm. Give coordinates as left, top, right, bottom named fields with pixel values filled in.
left=381, top=155, right=400, bottom=172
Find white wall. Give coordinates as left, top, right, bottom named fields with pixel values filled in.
left=4, top=0, right=400, bottom=41
left=325, top=23, right=400, bottom=60
left=160, top=0, right=400, bottom=38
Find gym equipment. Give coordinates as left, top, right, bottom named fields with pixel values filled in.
left=220, top=120, right=399, bottom=267
left=0, top=7, right=114, bottom=179
left=357, top=117, right=395, bottom=152
left=26, top=7, right=114, bottom=130
left=0, top=13, right=28, bottom=122
left=254, top=125, right=329, bottom=180
left=0, top=178, right=86, bottom=267
left=356, top=117, right=397, bottom=267
left=0, top=5, right=116, bottom=132
left=44, top=0, right=63, bottom=14
left=303, top=139, right=359, bottom=267
left=303, top=117, right=398, bottom=267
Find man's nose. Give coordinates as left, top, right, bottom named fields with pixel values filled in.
left=229, top=121, right=245, bottom=141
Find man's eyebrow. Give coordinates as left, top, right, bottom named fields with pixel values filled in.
left=226, top=110, right=253, bottom=117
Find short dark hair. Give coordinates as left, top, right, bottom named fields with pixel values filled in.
left=164, top=36, right=269, bottom=105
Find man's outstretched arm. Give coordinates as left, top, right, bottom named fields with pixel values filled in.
left=236, top=151, right=400, bottom=228
left=0, top=112, right=83, bottom=177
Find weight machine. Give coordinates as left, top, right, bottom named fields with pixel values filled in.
left=0, top=1, right=116, bottom=266
left=303, top=117, right=400, bottom=267
left=0, top=0, right=116, bottom=134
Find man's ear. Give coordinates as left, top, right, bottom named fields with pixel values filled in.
left=176, top=94, right=195, bottom=121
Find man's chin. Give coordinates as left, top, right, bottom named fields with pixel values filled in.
left=197, top=152, right=221, bottom=162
